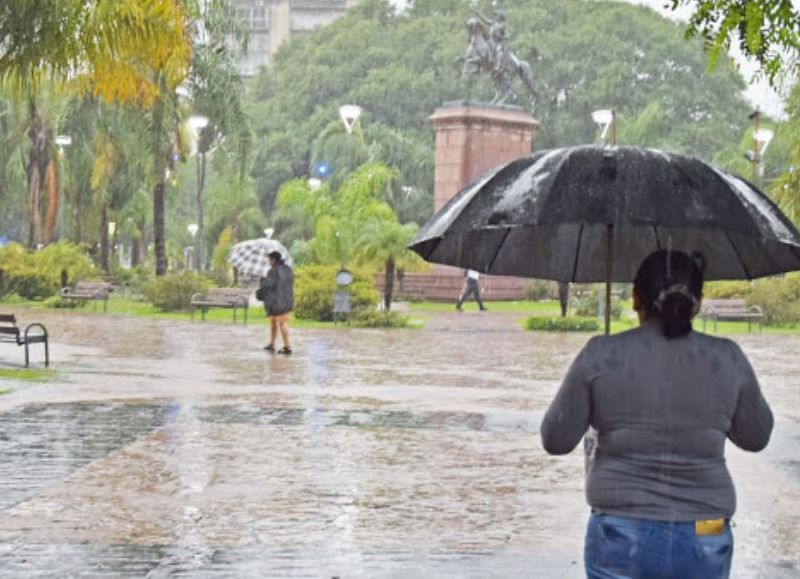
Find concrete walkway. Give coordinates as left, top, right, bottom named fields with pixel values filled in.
left=0, top=309, right=797, bottom=577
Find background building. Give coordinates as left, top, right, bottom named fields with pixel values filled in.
left=231, top=0, right=357, bottom=76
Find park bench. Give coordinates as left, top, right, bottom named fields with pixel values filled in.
left=191, top=288, right=251, bottom=323
left=701, top=299, right=764, bottom=332
left=0, top=314, right=49, bottom=367
left=61, top=281, right=113, bottom=312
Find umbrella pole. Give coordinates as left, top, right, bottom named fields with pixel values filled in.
left=605, top=225, right=613, bottom=336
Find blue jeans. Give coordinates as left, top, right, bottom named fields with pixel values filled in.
left=585, top=513, right=733, bottom=579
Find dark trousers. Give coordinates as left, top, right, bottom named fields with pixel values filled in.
left=457, top=280, right=485, bottom=310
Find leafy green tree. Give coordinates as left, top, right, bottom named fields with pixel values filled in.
left=669, top=0, right=800, bottom=86
left=356, top=219, right=420, bottom=310
left=0, top=0, right=190, bottom=251
left=770, top=85, right=800, bottom=224
left=186, top=0, right=251, bottom=270
left=249, top=0, right=751, bottom=224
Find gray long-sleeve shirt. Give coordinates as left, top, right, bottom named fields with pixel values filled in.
left=541, top=322, right=774, bottom=522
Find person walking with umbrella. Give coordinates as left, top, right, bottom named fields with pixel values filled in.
left=259, top=251, right=294, bottom=355
left=410, top=144, right=800, bottom=576
left=541, top=249, right=773, bottom=577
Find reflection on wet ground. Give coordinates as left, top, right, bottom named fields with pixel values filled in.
left=0, top=308, right=797, bottom=577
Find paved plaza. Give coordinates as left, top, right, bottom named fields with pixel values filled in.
left=0, top=310, right=798, bottom=577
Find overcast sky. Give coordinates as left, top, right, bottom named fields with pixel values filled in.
left=623, top=0, right=787, bottom=118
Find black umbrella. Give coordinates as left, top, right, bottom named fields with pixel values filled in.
left=410, top=145, right=800, bottom=333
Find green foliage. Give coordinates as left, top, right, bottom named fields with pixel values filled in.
left=669, top=0, right=800, bottom=86
left=3, top=270, right=54, bottom=300
left=0, top=241, right=96, bottom=299
left=525, top=280, right=554, bottom=301
left=574, top=287, right=624, bottom=320
left=43, top=295, right=86, bottom=309
left=142, top=271, right=213, bottom=311
left=251, top=0, right=750, bottom=219
left=278, top=163, right=414, bottom=267
left=293, top=265, right=379, bottom=321
left=748, top=274, right=800, bottom=324
left=703, top=281, right=753, bottom=300
left=351, top=309, right=410, bottom=328
left=524, top=316, right=600, bottom=332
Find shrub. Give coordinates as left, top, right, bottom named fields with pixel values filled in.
left=142, top=271, right=213, bottom=311
left=748, top=274, right=800, bottom=325
left=5, top=269, right=56, bottom=300
left=574, top=287, right=624, bottom=320
left=524, top=316, right=600, bottom=332
left=704, top=281, right=752, bottom=300
left=294, top=265, right=379, bottom=321
left=525, top=280, right=554, bottom=301
left=0, top=241, right=96, bottom=300
left=43, top=295, right=86, bottom=309
left=351, top=310, right=410, bottom=328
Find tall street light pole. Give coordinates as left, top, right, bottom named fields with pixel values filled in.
left=189, top=115, right=210, bottom=270
left=592, top=108, right=617, bottom=335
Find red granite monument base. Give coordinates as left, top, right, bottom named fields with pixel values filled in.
left=382, top=104, right=539, bottom=302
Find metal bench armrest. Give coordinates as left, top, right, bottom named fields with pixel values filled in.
left=23, top=322, right=48, bottom=342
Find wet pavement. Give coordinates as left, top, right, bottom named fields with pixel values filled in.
left=0, top=308, right=798, bottom=577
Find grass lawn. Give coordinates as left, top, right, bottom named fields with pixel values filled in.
left=408, top=299, right=799, bottom=335
left=0, top=296, right=796, bottom=335
left=0, top=368, right=58, bottom=383
left=0, top=295, right=421, bottom=330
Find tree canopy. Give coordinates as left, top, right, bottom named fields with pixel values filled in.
left=669, top=0, right=800, bottom=86
left=248, top=0, right=752, bottom=226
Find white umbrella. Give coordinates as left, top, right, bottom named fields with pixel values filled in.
left=228, top=238, right=293, bottom=277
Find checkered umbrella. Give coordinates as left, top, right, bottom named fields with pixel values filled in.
left=227, top=238, right=293, bottom=276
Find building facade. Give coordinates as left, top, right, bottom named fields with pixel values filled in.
left=231, top=0, right=357, bottom=76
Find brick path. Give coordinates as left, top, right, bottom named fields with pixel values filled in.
left=0, top=309, right=797, bottom=577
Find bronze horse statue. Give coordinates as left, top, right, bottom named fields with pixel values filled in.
left=459, top=11, right=536, bottom=106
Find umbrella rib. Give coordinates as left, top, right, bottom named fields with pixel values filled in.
left=486, top=229, right=512, bottom=274
left=724, top=231, right=752, bottom=279
left=570, top=223, right=585, bottom=283
left=653, top=226, right=662, bottom=250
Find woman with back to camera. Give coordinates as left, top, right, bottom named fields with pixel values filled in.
left=541, top=250, right=774, bottom=578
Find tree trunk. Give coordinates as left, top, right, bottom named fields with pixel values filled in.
left=197, top=151, right=206, bottom=270
left=100, top=203, right=110, bottom=272
left=26, top=98, right=47, bottom=249
left=131, top=218, right=143, bottom=267
left=153, top=178, right=167, bottom=275
left=384, top=256, right=395, bottom=311
left=558, top=282, right=570, bottom=317
left=151, top=93, right=168, bottom=276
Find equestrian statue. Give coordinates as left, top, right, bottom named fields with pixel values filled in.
left=459, top=4, right=536, bottom=107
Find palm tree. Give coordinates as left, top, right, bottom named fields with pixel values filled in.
left=0, top=0, right=190, bottom=261
left=187, top=0, right=250, bottom=271
left=357, top=218, right=420, bottom=310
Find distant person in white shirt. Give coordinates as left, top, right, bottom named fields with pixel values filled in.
left=456, top=269, right=487, bottom=311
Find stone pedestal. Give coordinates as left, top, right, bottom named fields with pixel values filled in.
left=396, top=104, right=538, bottom=301
left=430, top=104, right=539, bottom=212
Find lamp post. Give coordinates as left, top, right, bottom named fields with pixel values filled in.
left=54, top=135, right=72, bottom=242
left=187, top=223, right=198, bottom=270
left=745, top=110, right=774, bottom=184
left=591, top=109, right=616, bottom=145
left=339, top=104, right=362, bottom=173
left=591, top=108, right=617, bottom=334
left=189, top=115, right=210, bottom=271
left=338, top=104, right=362, bottom=135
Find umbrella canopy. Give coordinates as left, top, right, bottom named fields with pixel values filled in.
left=228, top=238, right=293, bottom=277
left=411, top=145, right=800, bottom=283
